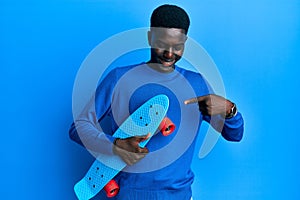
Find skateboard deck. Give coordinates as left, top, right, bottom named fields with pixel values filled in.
left=74, top=94, right=170, bottom=199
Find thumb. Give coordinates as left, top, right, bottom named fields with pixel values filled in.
left=136, top=133, right=151, bottom=143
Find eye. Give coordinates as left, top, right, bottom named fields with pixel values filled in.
left=154, top=41, right=166, bottom=49
left=174, top=44, right=184, bottom=51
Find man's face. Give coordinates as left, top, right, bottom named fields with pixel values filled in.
left=148, top=28, right=187, bottom=73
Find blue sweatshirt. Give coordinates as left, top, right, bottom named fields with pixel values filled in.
left=69, top=63, right=244, bottom=200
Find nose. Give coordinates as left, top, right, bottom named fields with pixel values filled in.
left=163, top=48, right=174, bottom=59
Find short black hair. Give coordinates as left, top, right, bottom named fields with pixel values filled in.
left=150, top=4, right=190, bottom=34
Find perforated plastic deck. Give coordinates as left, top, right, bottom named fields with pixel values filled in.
left=74, top=95, right=169, bottom=199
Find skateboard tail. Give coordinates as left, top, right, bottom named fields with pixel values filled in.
left=74, top=158, right=122, bottom=200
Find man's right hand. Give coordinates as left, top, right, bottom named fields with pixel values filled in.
left=113, top=134, right=150, bottom=166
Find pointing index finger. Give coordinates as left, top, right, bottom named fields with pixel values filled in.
left=184, top=97, right=198, bottom=105
left=184, top=96, right=206, bottom=105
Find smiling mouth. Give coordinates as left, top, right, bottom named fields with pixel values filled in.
left=159, top=58, right=175, bottom=67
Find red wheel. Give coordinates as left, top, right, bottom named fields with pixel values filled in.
left=159, top=117, right=175, bottom=136
left=104, top=179, right=119, bottom=198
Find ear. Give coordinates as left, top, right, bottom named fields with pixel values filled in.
left=147, top=30, right=152, bottom=46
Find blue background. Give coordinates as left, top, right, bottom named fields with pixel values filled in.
left=1, top=0, right=299, bottom=199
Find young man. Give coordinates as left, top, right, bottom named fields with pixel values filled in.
left=69, top=4, right=244, bottom=200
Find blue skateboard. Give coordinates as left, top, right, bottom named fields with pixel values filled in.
left=74, top=94, right=175, bottom=199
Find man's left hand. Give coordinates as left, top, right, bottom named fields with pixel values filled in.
left=184, top=94, right=233, bottom=117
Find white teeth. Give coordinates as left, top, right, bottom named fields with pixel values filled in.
left=163, top=59, right=173, bottom=62
left=158, top=58, right=174, bottom=67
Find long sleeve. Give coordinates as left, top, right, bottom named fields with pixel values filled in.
left=189, top=71, right=244, bottom=142
left=221, top=112, right=244, bottom=141
left=203, top=112, right=244, bottom=142
left=68, top=69, right=118, bottom=155
left=69, top=96, right=115, bottom=155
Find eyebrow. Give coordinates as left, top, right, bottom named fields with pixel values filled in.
left=156, top=39, right=185, bottom=45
